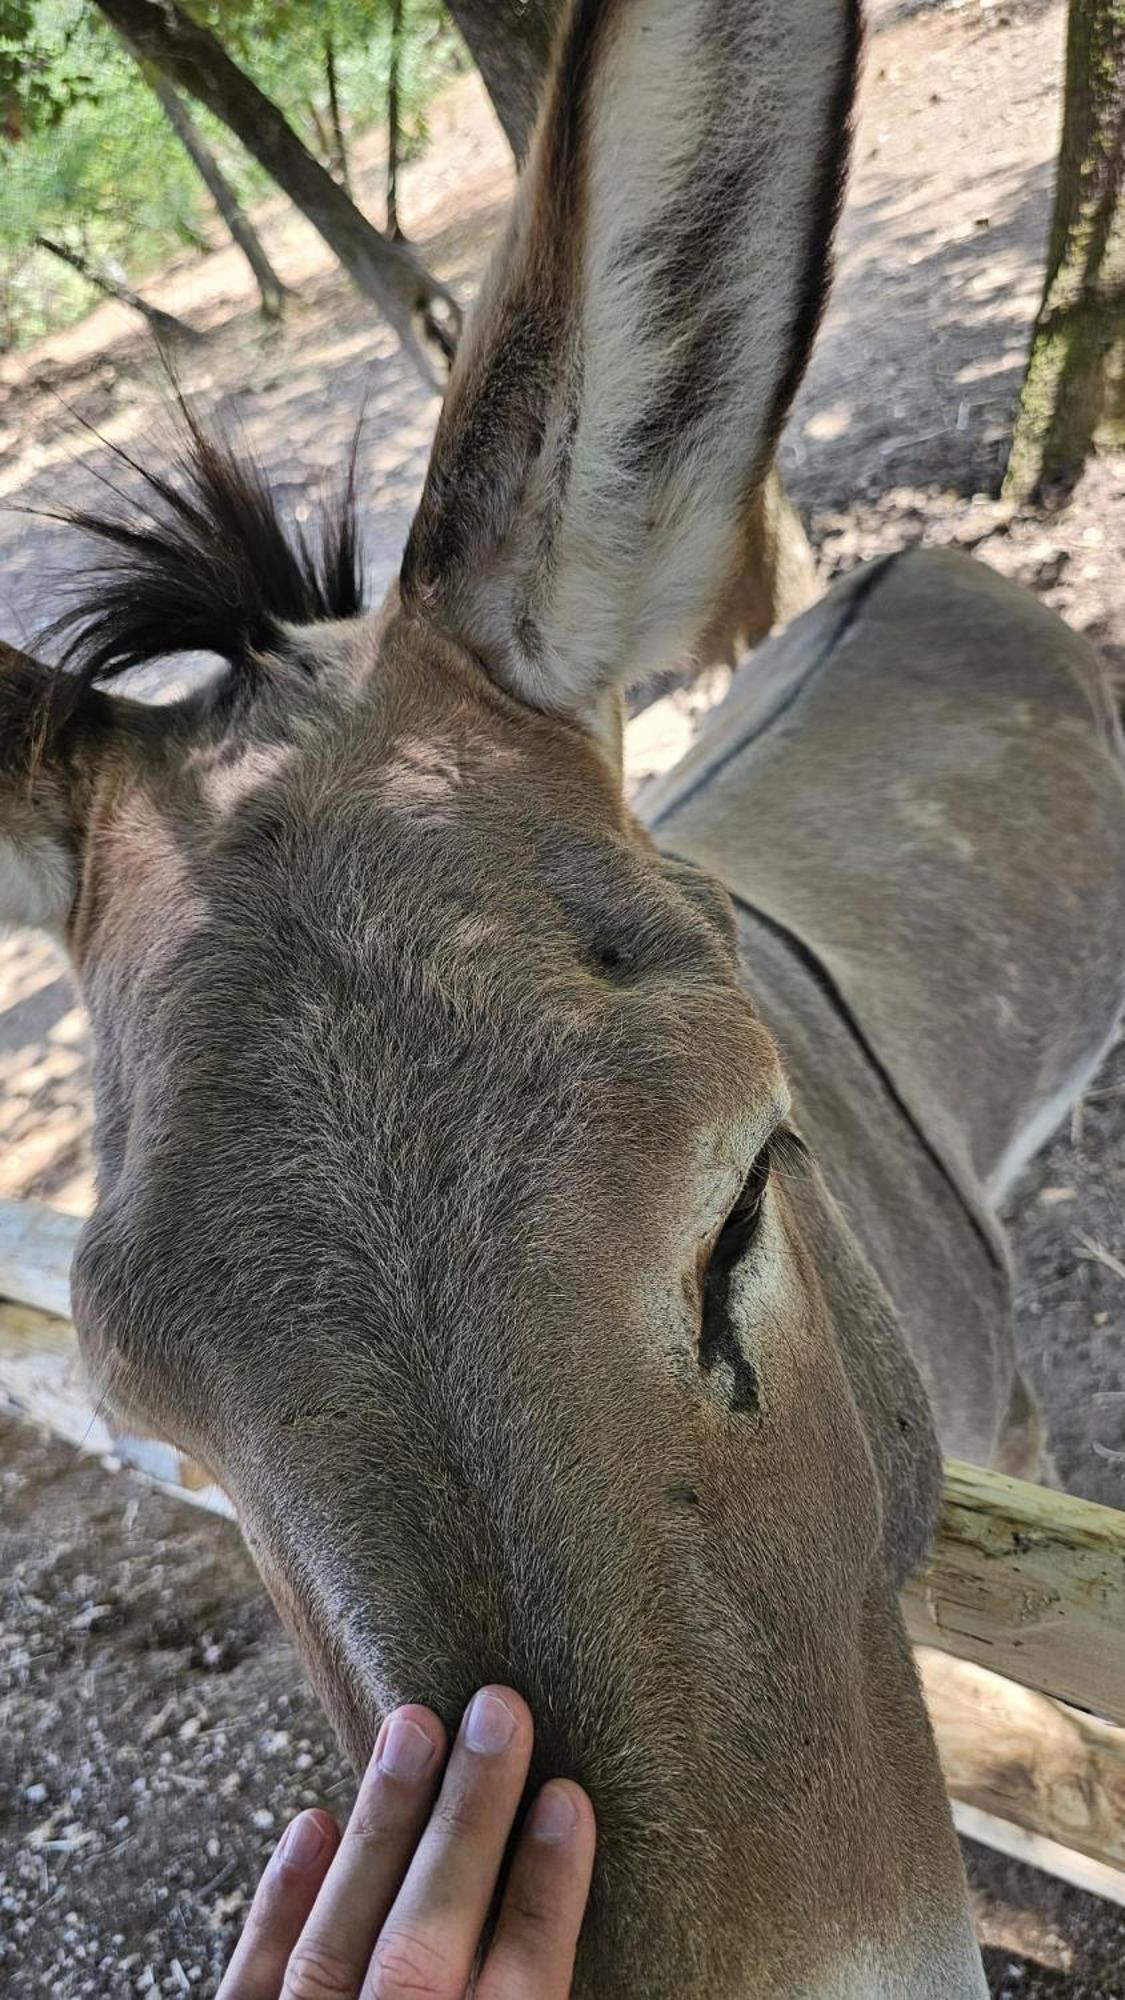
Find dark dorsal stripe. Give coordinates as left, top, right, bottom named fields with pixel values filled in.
left=719, top=887, right=1006, bottom=1275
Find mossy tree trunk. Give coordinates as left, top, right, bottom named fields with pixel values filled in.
left=1005, top=0, right=1124, bottom=503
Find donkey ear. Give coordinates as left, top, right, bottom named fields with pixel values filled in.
left=0, top=641, right=84, bottom=936
left=403, top=0, right=858, bottom=728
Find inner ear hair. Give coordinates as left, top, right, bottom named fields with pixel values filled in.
left=0, top=637, right=77, bottom=778
left=0, top=635, right=185, bottom=938
left=0, top=638, right=81, bottom=935
left=0, top=636, right=139, bottom=783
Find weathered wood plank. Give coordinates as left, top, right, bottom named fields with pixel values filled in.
left=0, top=1195, right=82, bottom=1318
left=0, top=1295, right=118, bottom=1471
left=951, top=1803, right=1125, bottom=1910
left=0, top=1295, right=233, bottom=1518
left=903, top=1459, right=1125, bottom=1727
left=919, top=1649, right=1125, bottom=1878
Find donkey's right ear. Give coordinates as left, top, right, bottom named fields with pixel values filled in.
left=404, top=0, right=859, bottom=736
left=0, top=640, right=91, bottom=937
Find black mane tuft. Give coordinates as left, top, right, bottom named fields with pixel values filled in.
left=39, top=400, right=364, bottom=692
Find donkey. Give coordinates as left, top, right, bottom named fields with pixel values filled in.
left=3, top=0, right=1124, bottom=1992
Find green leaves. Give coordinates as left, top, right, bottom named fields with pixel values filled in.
left=0, top=0, right=103, bottom=137
left=0, top=0, right=458, bottom=347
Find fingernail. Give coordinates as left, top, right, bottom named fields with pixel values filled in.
left=379, top=1715, right=437, bottom=1781
left=464, top=1689, right=518, bottom=1756
left=277, top=1811, right=328, bottom=1871
left=530, top=1784, right=579, bottom=1844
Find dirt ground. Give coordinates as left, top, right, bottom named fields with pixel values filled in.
left=1, top=0, right=1123, bottom=1992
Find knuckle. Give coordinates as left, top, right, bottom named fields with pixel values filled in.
left=347, top=1796, right=392, bottom=1851
left=503, top=1882, right=558, bottom=1941
left=366, top=1925, right=453, bottom=2000
left=282, top=1939, right=359, bottom=2000
left=433, top=1789, right=487, bottom=1843
left=345, top=1765, right=428, bottom=1853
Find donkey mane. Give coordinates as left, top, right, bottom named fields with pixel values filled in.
left=39, top=406, right=364, bottom=695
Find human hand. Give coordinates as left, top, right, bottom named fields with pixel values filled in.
left=217, top=1686, right=596, bottom=1998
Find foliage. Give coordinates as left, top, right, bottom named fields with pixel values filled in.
left=0, top=0, right=461, bottom=349
left=1, top=0, right=97, bottom=133
left=194, top=0, right=456, bottom=170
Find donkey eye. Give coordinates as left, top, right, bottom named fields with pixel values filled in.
left=711, top=1144, right=772, bottom=1273
left=697, top=1143, right=772, bottom=1412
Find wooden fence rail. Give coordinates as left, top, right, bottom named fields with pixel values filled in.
left=904, top=1459, right=1125, bottom=1727
left=1, top=1197, right=1123, bottom=1902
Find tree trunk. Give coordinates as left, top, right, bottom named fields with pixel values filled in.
left=1004, top=0, right=1124, bottom=503
left=91, top=0, right=460, bottom=380
left=324, top=33, right=351, bottom=193
left=144, top=67, right=289, bottom=320
left=386, top=0, right=405, bottom=240
left=444, top=0, right=560, bottom=164
left=35, top=235, right=201, bottom=345
left=305, top=96, right=333, bottom=162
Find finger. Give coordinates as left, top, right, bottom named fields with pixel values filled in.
left=478, top=1782, right=596, bottom=2000
left=281, top=1705, right=446, bottom=2000
left=217, top=1809, right=340, bottom=2000
left=363, top=1686, right=533, bottom=2000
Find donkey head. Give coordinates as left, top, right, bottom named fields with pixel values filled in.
left=1, top=2, right=987, bottom=1992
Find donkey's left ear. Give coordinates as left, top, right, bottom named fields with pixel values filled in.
left=0, top=640, right=92, bottom=936
left=403, top=0, right=858, bottom=733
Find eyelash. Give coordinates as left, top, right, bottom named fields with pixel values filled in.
left=697, top=1140, right=773, bottom=1411
left=711, top=1143, right=773, bottom=1270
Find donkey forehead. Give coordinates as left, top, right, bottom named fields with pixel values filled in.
left=86, top=623, right=716, bottom=977
left=81, top=660, right=782, bottom=1196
